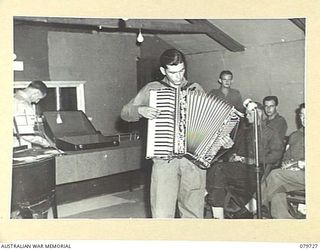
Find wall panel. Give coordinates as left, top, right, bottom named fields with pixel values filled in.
left=47, top=32, right=140, bottom=135
left=186, top=40, right=305, bottom=133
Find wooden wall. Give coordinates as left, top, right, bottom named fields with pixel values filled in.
left=14, top=24, right=50, bottom=81
left=47, top=31, right=139, bottom=135
left=186, top=40, right=305, bottom=134
left=137, top=35, right=173, bottom=89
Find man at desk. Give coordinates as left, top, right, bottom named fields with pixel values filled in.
left=13, top=80, right=50, bottom=148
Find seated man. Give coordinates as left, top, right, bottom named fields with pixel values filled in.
left=13, top=80, right=51, bottom=148
left=206, top=102, right=283, bottom=219
left=257, top=103, right=305, bottom=219
left=262, top=96, right=288, bottom=142
left=258, top=96, right=288, bottom=178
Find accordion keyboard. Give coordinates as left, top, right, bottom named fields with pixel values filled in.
left=146, top=89, right=176, bottom=159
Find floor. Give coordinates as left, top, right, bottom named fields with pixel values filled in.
left=48, top=186, right=213, bottom=219
left=48, top=186, right=151, bottom=219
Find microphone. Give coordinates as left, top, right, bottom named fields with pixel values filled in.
left=243, top=98, right=258, bottom=111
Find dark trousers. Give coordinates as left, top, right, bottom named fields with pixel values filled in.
left=206, top=162, right=257, bottom=207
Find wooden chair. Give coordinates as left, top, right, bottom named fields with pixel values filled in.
left=287, top=190, right=306, bottom=219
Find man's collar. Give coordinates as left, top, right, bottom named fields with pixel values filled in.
left=219, top=86, right=231, bottom=94
left=268, top=112, right=279, bottom=121
left=161, top=77, right=189, bottom=89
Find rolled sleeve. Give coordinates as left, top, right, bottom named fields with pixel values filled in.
left=120, top=83, right=155, bottom=122
left=121, top=103, right=141, bottom=122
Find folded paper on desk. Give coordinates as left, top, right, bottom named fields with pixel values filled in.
left=43, top=111, right=119, bottom=151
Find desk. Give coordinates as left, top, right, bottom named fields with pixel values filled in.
left=55, top=140, right=143, bottom=185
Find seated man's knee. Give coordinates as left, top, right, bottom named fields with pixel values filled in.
left=206, top=188, right=226, bottom=207
left=266, top=168, right=283, bottom=182
left=207, top=165, right=225, bottom=187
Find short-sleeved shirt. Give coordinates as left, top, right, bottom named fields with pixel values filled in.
left=282, top=128, right=304, bottom=162
left=263, top=113, right=288, bottom=141
left=13, top=91, right=37, bottom=134
left=13, top=90, right=49, bottom=148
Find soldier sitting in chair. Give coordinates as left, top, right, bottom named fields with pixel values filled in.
left=206, top=102, right=283, bottom=219
left=246, top=103, right=305, bottom=219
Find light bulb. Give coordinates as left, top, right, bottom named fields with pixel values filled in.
left=56, top=113, right=63, bottom=124
left=137, top=30, right=144, bottom=43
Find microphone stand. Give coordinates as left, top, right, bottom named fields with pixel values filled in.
left=253, top=108, right=262, bottom=219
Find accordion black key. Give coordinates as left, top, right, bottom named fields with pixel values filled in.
left=146, top=88, right=241, bottom=169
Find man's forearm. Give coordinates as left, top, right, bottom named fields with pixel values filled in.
left=120, top=104, right=141, bottom=122
left=21, top=135, right=50, bottom=147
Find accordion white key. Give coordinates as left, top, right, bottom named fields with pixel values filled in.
left=146, top=87, right=241, bottom=169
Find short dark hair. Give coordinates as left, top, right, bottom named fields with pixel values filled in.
left=299, top=103, right=305, bottom=112
left=160, top=49, right=186, bottom=68
left=28, top=81, right=47, bottom=96
left=256, top=102, right=264, bottom=110
left=296, top=102, right=305, bottom=128
left=263, top=96, right=279, bottom=106
left=219, top=70, right=233, bottom=79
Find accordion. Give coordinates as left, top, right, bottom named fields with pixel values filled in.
left=146, top=87, right=241, bottom=169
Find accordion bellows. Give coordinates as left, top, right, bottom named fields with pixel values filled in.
left=146, top=88, right=241, bottom=168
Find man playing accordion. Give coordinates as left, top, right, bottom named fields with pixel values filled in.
left=121, top=49, right=233, bottom=218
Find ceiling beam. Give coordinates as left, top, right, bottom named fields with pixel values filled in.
left=14, top=17, right=208, bottom=34
left=122, top=20, right=207, bottom=33
left=186, top=19, right=245, bottom=52
left=14, top=16, right=120, bottom=26
left=289, top=18, right=305, bottom=34
left=14, top=17, right=246, bottom=52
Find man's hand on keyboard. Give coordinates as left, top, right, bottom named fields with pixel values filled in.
left=138, top=106, right=161, bottom=120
